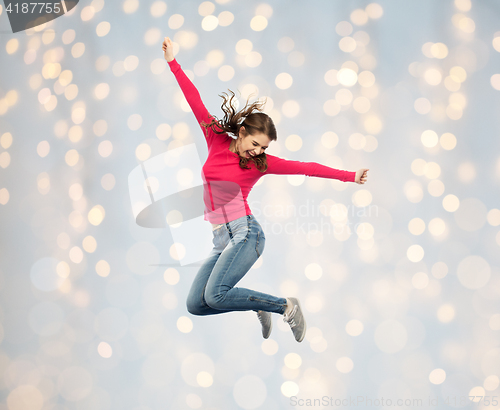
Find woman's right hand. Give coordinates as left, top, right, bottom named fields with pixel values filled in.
left=162, top=37, right=175, bottom=62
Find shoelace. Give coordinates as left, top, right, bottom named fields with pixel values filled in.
left=283, top=305, right=298, bottom=328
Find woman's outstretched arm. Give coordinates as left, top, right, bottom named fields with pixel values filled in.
left=264, top=154, right=369, bottom=184
left=162, top=37, right=218, bottom=144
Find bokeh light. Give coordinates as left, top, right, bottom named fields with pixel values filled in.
left=1, top=2, right=498, bottom=408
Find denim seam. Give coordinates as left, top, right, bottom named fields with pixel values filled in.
left=214, top=218, right=252, bottom=302
left=200, top=283, right=208, bottom=308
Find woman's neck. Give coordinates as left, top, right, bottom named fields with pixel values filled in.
left=229, top=138, right=238, bottom=154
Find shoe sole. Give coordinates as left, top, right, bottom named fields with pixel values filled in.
left=259, top=311, right=273, bottom=339
left=264, top=319, right=272, bottom=339
left=290, top=297, right=306, bottom=343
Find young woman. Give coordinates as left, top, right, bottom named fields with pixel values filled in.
left=162, top=37, right=369, bottom=343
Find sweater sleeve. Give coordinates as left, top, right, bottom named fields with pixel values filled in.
left=264, top=154, right=356, bottom=182
left=167, top=58, right=220, bottom=145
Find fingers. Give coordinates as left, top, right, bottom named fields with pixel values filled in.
left=357, top=169, right=368, bottom=184
left=162, top=37, right=172, bottom=49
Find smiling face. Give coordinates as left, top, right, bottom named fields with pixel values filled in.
left=238, top=126, right=272, bottom=158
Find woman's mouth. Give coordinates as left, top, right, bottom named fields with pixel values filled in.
left=246, top=151, right=255, bottom=158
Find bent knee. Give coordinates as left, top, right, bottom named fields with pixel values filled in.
left=204, top=291, right=224, bottom=309
left=186, top=299, right=205, bottom=316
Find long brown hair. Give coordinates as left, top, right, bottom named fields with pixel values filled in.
left=201, top=89, right=277, bottom=172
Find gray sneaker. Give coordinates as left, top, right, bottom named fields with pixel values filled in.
left=257, top=310, right=272, bottom=339
left=283, top=297, right=306, bottom=342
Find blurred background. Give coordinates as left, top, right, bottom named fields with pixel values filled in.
left=1, top=0, right=500, bottom=409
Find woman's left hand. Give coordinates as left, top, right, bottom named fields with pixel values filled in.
left=355, top=168, right=369, bottom=184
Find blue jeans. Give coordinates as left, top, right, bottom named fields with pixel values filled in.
left=186, top=214, right=287, bottom=315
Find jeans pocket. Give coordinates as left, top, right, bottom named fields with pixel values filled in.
left=228, top=218, right=249, bottom=244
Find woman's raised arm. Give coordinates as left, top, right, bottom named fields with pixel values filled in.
left=162, top=37, right=217, bottom=144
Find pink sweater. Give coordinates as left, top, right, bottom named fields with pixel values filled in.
left=168, top=58, right=356, bottom=224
